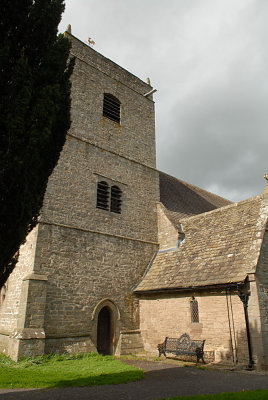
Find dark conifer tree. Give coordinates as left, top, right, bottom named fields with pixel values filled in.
left=0, top=0, right=75, bottom=288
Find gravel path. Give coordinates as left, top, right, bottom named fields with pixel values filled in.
left=0, top=359, right=267, bottom=400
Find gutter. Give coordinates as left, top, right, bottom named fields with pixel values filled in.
left=134, top=281, right=244, bottom=295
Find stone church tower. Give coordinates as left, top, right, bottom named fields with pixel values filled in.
left=0, top=32, right=159, bottom=360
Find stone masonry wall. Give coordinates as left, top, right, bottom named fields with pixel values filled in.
left=34, top=223, right=157, bottom=354
left=157, top=203, right=178, bottom=250
left=41, top=135, right=159, bottom=244
left=0, top=227, right=39, bottom=336
left=256, top=228, right=268, bottom=367
left=139, top=290, right=249, bottom=365
left=66, top=33, right=156, bottom=169
left=40, top=34, right=159, bottom=245
left=0, top=227, right=40, bottom=358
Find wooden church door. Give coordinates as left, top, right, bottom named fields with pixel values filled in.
left=97, top=306, right=112, bottom=355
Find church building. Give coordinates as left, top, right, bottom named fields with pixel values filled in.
left=0, top=30, right=268, bottom=369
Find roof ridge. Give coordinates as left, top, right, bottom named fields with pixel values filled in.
left=180, top=193, right=265, bottom=223
left=158, top=170, right=231, bottom=204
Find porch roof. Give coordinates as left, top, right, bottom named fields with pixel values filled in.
left=134, top=194, right=268, bottom=293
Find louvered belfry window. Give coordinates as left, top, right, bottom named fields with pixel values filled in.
left=190, top=298, right=199, bottom=323
left=110, top=185, right=122, bottom=214
left=96, top=181, right=109, bottom=210
left=103, top=93, right=120, bottom=123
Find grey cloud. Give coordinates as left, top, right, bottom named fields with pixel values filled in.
left=157, top=75, right=268, bottom=201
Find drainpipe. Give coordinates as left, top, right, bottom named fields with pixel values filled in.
left=237, top=289, right=254, bottom=370
left=225, top=288, right=234, bottom=363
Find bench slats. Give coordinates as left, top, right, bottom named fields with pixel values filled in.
left=157, top=333, right=205, bottom=364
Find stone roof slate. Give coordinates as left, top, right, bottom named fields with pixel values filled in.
left=159, top=172, right=231, bottom=226
left=134, top=194, right=268, bottom=292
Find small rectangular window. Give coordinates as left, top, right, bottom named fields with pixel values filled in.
left=110, top=185, right=122, bottom=214
left=96, top=181, right=109, bottom=210
left=103, top=93, right=120, bottom=123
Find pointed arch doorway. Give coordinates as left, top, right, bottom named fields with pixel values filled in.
left=97, top=306, right=112, bottom=355
left=93, top=299, right=120, bottom=356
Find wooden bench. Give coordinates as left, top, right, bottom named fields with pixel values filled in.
left=157, top=333, right=205, bottom=364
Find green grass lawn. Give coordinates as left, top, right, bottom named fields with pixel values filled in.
left=160, top=390, right=268, bottom=400
left=0, top=352, right=143, bottom=388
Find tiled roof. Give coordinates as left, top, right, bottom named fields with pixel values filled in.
left=159, top=172, right=231, bottom=223
left=134, top=194, right=268, bottom=292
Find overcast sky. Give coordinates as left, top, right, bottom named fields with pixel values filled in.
left=59, top=0, right=268, bottom=202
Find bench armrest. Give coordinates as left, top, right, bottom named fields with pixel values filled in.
left=157, top=337, right=167, bottom=357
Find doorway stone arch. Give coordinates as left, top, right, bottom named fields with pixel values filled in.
left=92, top=299, right=120, bottom=355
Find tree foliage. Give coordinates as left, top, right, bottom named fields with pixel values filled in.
left=0, top=0, right=74, bottom=288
